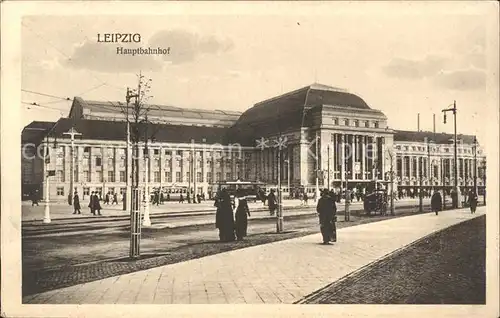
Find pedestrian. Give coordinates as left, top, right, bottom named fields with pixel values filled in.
left=431, top=190, right=442, bottom=215
left=303, top=192, right=308, bottom=206
left=73, top=191, right=81, bottom=214
left=93, top=192, right=102, bottom=216
left=187, top=192, right=191, bottom=204
left=31, top=190, right=39, bottom=206
left=234, top=189, right=251, bottom=241
left=113, top=192, right=118, bottom=205
left=154, top=191, right=160, bottom=206
left=179, top=193, right=184, bottom=203
left=160, top=192, right=164, bottom=204
left=328, top=190, right=338, bottom=242
left=317, top=189, right=336, bottom=245
left=167, top=193, right=170, bottom=202
left=105, top=192, right=110, bottom=205
left=468, top=191, right=478, bottom=214
left=267, top=189, right=277, bottom=216
left=88, top=191, right=95, bottom=215
left=214, top=189, right=235, bottom=242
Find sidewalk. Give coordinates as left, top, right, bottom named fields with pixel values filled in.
left=23, top=206, right=485, bottom=304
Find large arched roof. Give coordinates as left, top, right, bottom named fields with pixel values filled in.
left=228, top=83, right=375, bottom=144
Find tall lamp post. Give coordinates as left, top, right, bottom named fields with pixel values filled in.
left=473, top=136, right=478, bottom=195
left=63, top=128, right=82, bottom=206
left=442, top=101, right=459, bottom=208
left=284, top=158, right=290, bottom=199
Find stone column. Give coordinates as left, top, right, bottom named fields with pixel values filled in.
left=361, top=136, right=366, bottom=180
left=381, top=137, right=385, bottom=180
left=351, top=134, right=355, bottom=179
left=340, top=134, right=345, bottom=185
left=372, top=136, right=377, bottom=180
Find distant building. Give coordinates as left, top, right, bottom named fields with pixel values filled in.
left=21, top=84, right=486, bottom=201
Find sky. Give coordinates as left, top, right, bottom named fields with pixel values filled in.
left=20, top=3, right=499, bottom=149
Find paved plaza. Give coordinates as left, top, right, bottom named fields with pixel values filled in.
left=23, top=206, right=485, bottom=304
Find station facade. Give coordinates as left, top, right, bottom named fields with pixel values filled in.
left=21, top=84, right=486, bottom=201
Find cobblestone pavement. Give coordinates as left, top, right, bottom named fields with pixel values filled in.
left=23, top=206, right=485, bottom=304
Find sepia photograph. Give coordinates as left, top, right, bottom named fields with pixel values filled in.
left=1, top=1, right=499, bottom=317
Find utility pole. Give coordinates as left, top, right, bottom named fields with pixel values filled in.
left=473, top=136, right=477, bottom=195
left=344, top=135, right=350, bottom=222
left=327, top=144, right=331, bottom=191
left=142, top=114, right=151, bottom=227
left=43, top=137, right=52, bottom=223
left=442, top=101, right=459, bottom=208
left=192, top=139, right=197, bottom=200
left=124, top=88, right=132, bottom=212
left=315, top=132, right=320, bottom=203
left=276, top=136, right=284, bottom=233
left=63, top=127, right=82, bottom=205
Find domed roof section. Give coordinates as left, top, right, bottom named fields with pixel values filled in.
left=227, top=83, right=373, bottom=145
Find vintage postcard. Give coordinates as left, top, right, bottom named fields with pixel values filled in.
left=1, top=1, right=499, bottom=317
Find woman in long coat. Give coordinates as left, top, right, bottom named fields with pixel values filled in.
left=73, top=191, right=81, bottom=214
left=215, top=189, right=235, bottom=242
left=468, top=191, right=478, bottom=214
left=234, top=189, right=251, bottom=241
left=431, top=190, right=442, bottom=215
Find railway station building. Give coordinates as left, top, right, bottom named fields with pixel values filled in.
left=21, top=84, right=486, bottom=201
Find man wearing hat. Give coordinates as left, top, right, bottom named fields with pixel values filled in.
left=316, top=189, right=336, bottom=244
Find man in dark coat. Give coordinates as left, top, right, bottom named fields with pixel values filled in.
left=88, top=191, right=95, bottom=215
left=215, top=189, right=235, bottom=242
left=468, top=190, right=478, bottom=214
left=328, top=190, right=338, bottom=242
left=234, top=189, right=251, bottom=241
left=267, top=189, right=277, bottom=216
left=31, top=190, right=39, bottom=206
left=73, top=191, right=81, bottom=214
left=317, top=189, right=336, bottom=244
left=93, top=192, right=102, bottom=216
left=431, top=190, right=442, bottom=215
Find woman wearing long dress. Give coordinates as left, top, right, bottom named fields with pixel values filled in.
left=215, top=189, right=235, bottom=242
left=234, top=189, right=251, bottom=241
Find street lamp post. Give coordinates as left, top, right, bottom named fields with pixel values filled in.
left=63, top=128, right=82, bottom=205
left=284, top=159, right=290, bottom=199
left=442, top=101, right=459, bottom=208
left=43, top=139, right=52, bottom=223
left=143, top=139, right=151, bottom=227
left=473, top=137, right=478, bottom=195
left=315, top=133, right=320, bottom=203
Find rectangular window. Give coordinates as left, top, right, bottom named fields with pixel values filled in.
left=154, top=149, right=159, bottom=155
left=165, top=150, right=171, bottom=155
left=120, top=187, right=126, bottom=195
left=186, top=172, right=190, bottom=182
left=176, top=172, right=181, bottom=182
left=226, top=172, right=232, bottom=180
left=374, top=122, right=379, bottom=128
left=83, top=187, right=90, bottom=196
left=176, top=150, right=182, bottom=156
left=154, top=171, right=160, bottom=182
left=365, top=121, right=370, bottom=128
left=165, top=171, right=172, bottom=182
left=108, top=171, right=115, bottom=182
left=197, top=172, right=202, bottom=182
left=108, top=187, right=115, bottom=194
left=207, top=172, right=212, bottom=183
left=216, top=172, right=221, bottom=181
left=57, top=170, right=65, bottom=182
left=56, top=187, right=64, bottom=196
left=84, top=146, right=90, bottom=153
left=165, top=159, right=171, bottom=168
left=84, top=170, right=90, bottom=182
left=244, top=171, right=250, bottom=180
left=120, top=171, right=126, bottom=182
left=96, top=157, right=102, bottom=167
